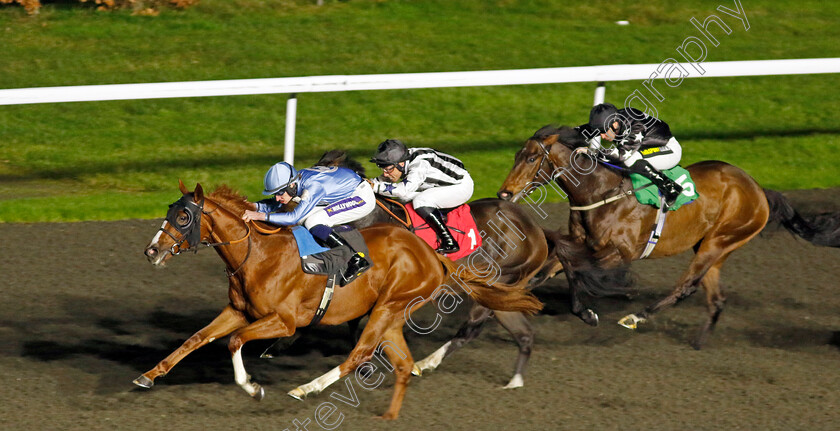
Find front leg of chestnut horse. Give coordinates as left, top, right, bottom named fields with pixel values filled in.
left=133, top=304, right=249, bottom=388
left=228, top=313, right=295, bottom=400
left=288, top=306, right=409, bottom=418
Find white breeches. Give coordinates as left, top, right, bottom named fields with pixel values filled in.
left=302, top=181, right=376, bottom=228
left=405, top=173, right=474, bottom=209
left=622, top=137, right=682, bottom=170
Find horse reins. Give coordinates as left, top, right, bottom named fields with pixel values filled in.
left=363, top=178, right=412, bottom=229
left=528, top=138, right=649, bottom=211
left=375, top=197, right=412, bottom=229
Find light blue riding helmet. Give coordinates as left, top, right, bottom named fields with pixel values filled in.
left=263, top=162, right=298, bottom=195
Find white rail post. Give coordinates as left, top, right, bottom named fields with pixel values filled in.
left=284, top=93, right=298, bottom=165
left=593, top=81, right=606, bottom=106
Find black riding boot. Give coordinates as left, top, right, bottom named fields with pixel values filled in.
left=323, top=231, right=370, bottom=285
left=415, top=206, right=460, bottom=254
left=627, top=159, right=683, bottom=209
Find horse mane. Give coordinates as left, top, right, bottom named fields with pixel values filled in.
left=208, top=185, right=251, bottom=216
left=531, top=124, right=589, bottom=149
left=316, top=150, right=367, bottom=178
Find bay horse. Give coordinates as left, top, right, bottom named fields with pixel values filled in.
left=314, top=150, right=620, bottom=389
left=136, top=181, right=542, bottom=419
left=498, top=125, right=840, bottom=349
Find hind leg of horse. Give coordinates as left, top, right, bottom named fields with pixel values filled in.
left=379, top=325, right=415, bottom=420
left=228, top=313, right=296, bottom=400
left=289, top=306, right=401, bottom=399
left=414, top=303, right=493, bottom=375
left=493, top=311, right=533, bottom=389
left=569, top=278, right=599, bottom=327
left=692, top=263, right=726, bottom=350
left=618, top=254, right=710, bottom=330
left=620, top=233, right=750, bottom=335
left=133, top=304, right=249, bottom=388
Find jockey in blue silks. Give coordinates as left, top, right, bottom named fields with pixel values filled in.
left=242, top=162, right=376, bottom=284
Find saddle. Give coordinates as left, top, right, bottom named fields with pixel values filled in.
left=404, top=203, right=482, bottom=261
left=629, top=165, right=699, bottom=211
left=293, top=225, right=371, bottom=284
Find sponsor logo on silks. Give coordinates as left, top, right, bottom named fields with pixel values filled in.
left=325, top=196, right=366, bottom=216
left=640, top=146, right=674, bottom=157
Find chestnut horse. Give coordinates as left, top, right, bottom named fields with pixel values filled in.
left=136, top=181, right=542, bottom=419
left=498, top=126, right=840, bottom=348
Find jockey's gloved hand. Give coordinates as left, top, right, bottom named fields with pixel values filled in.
left=370, top=179, right=384, bottom=194
left=573, top=147, right=592, bottom=157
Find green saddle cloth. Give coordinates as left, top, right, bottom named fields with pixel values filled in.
left=629, top=166, right=699, bottom=211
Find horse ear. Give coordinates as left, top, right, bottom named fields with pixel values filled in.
left=178, top=179, right=189, bottom=194
left=194, top=183, right=204, bottom=202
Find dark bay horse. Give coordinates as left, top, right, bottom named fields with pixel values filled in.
left=137, top=181, right=542, bottom=419
left=498, top=126, right=840, bottom=348
left=315, top=150, right=615, bottom=389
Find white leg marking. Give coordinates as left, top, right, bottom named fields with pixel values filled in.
left=232, top=348, right=259, bottom=396
left=295, top=366, right=342, bottom=397
left=414, top=341, right=450, bottom=374
left=503, top=373, right=524, bottom=389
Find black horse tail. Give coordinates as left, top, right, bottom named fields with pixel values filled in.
left=763, top=189, right=840, bottom=247
left=548, top=230, right=634, bottom=297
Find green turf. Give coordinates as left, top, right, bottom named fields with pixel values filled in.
left=1, top=0, right=839, bottom=222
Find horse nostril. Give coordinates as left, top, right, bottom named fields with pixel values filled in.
left=145, top=247, right=158, bottom=259
left=498, top=190, right=512, bottom=200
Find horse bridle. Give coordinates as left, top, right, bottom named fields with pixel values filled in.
left=160, top=194, right=205, bottom=256
left=515, top=137, right=633, bottom=211
left=159, top=194, right=252, bottom=276
left=510, top=138, right=556, bottom=202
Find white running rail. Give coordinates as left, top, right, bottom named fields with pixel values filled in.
left=3, top=58, right=839, bottom=164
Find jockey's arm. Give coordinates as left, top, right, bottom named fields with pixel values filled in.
left=264, top=184, right=327, bottom=225
left=255, top=198, right=280, bottom=213
left=575, top=123, right=619, bottom=159
left=375, top=159, right=429, bottom=199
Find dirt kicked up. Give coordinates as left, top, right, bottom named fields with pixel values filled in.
left=1, top=191, right=839, bottom=431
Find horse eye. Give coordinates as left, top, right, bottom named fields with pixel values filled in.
left=177, top=214, right=189, bottom=225
left=527, top=157, right=537, bottom=163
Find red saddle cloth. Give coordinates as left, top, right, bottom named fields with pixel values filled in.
left=405, top=203, right=482, bottom=261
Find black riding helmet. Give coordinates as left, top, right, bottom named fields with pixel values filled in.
left=370, top=139, right=409, bottom=168
left=588, top=103, right=620, bottom=134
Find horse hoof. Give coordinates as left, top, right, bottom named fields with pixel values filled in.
left=502, top=374, right=524, bottom=389
left=581, top=309, right=599, bottom=327
left=253, top=386, right=265, bottom=401
left=288, top=387, right=306, bottom=401
left=618, top=314, right=646, bottom=329
left=411, top=364, right=422, bottom=377
left=133, top=375, right=154, bottom=389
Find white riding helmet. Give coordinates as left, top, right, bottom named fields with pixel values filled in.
left=263, top=162, right=298, bottom=195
